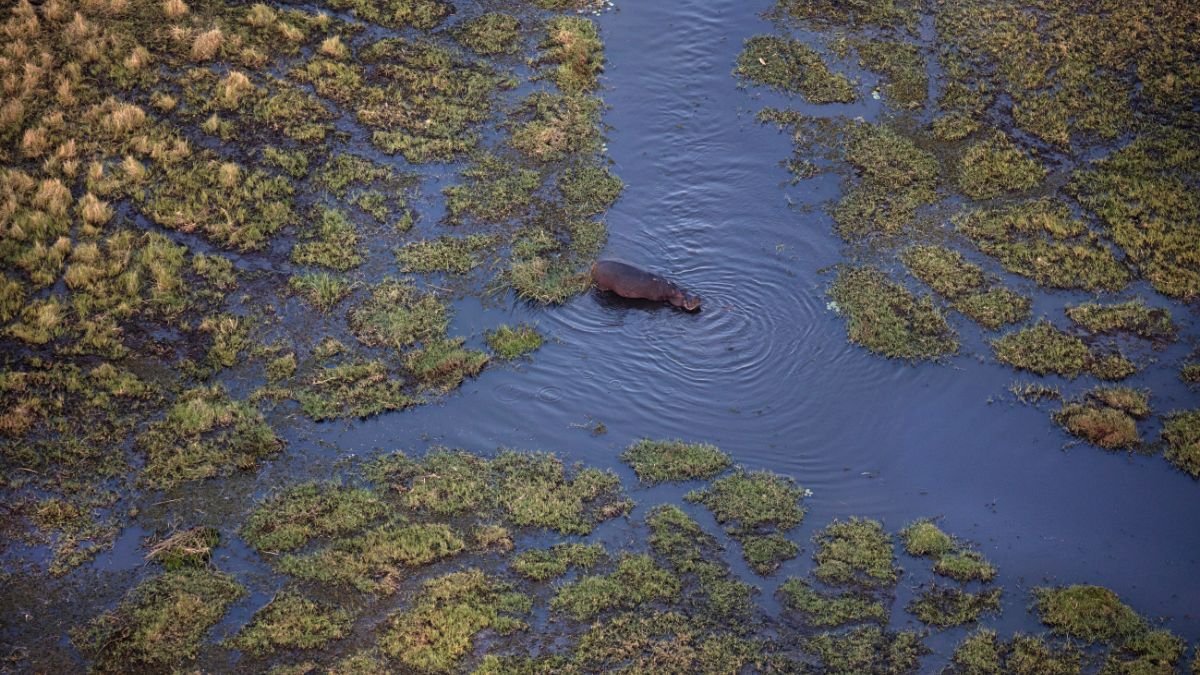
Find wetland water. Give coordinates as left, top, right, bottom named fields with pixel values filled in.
left=3, top=0, right=1199, bottom=671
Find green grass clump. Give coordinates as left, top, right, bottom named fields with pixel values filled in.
left=145, top=527, right=220, bottom=571
left=279, top=520, right=465, bottom=593
left=812, top=518, right=898, bottom=587
left=444, top=153, right=542, bottom=223
left=294, top=361, right=416, bottom=421
left=512, top=543, right=606, bottom=581
left=908, top=585, right=1001, bottom=627
left=566, top=611, right=759, bottom=673
left=1070, top=127, right=1200, bottom=300
left=229, top=590, right=351, bottom=655
left=1054, top=387, right=1151, bottom=450
left=1066, top=301, right=1176, bottom=344
left=508, top=256, right=592, bottom=304
left=1180, top=363, right=1200, bottom=384
left=992, top=321, right=1091, bottom=378
left=242, top=483, right=385, bottom=552
left=953, top=288, right=1031, bottom=330
left=380, top=570, right=529, bottom=672
left=957, top=132, right=1047, bottom=200
left=323, top=0, right=452, bottom=30
left=621, top=439, right=732, bottom=484
left=137, top=385, right=280, bottom=490
left=855, top=40, right=927, bottom=109
left=901, top=519, right=996, bottom=583
left=395, top=235, right=496, bottom=274
left=455, top=13, right=522, bottom=55
left=509, top=92, right=602, bottom=162
left=559, top=162, right=623, bottom=215
left=1103, top=629, right=1187, bottom=674
left=291, top=208, right=363, bottom=271
left=262, top=147, right=309, bottom=178
left=778, top=0, right=917, bottom=30
left=900, top=520, right=953, bottom=557
left=316, top=154, right=412, bottom=198
left=541, top=17, right=604, bottom=94
left=552, top=554, right=681, bottom=620
left=829, top=266, right=958, bottom=360
left=1163, top=410, right=1200, bottom=478
left=901, top=245, right=985, bottom=298
left=985, top=240, right=1130, bottom=293
left=645, top=505, right=756, bottom=619
left=143, top=158, right=295, bottom=251
left=485, top=324, right=543, bottom=359
left=833, top=124, right=939, bottom=238
left=950, top=630, right=1084, bottom=675
left=382, top=450, right=628, bottom=535
left=735, top=35, right=856, bottom=103
left=687, top=470, right=805, bottom=574
left=1034, top=585, right=1145, bottom=644
left=403, top=337, right=489, bottom=393
left=349, top=279, right=448, bottom=354
left=266, top=353, right=297, bottom=382
left=779, top=579, right=887, bottom=627
left=686, top=470, right=806, bottom=531
left=74, top=569, right=245, bottom=672
left=806, top=625, right=928, bottom=675
left=288, top=272, right=354, bottom=312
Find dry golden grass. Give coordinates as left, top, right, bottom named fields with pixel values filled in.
left=78, top=192, right=112, bottom=225
left=319, top=35, right=347, bottom=59
left=217, top=70, right=252, bottom=108
left=191, top=27, right=223, bottom=61
left=162, top=0, right=188, bottom=19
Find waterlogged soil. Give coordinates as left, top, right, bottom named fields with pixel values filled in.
left=2, top=0, right=1200, bottom=672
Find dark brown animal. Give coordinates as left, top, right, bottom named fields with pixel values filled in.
left=591, top=260, right=701, bottom=311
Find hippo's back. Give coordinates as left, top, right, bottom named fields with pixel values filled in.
left=591, top=260, right=674, bottom=300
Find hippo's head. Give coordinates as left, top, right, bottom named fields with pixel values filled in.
left=670, top=290, right=701, bottom=312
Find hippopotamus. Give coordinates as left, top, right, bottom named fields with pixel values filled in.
left=591, top=260, right=701, bottom=312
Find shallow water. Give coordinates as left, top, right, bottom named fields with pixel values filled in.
left=6, top=0, right=1200, bottom=668
left=332, top=0, right=1199, bottom=638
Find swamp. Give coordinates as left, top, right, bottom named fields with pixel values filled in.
left=0, top=0, right=1198, bottom=672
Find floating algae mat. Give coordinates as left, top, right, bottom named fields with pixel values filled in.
left=2, top=0, right=1200, bottom=671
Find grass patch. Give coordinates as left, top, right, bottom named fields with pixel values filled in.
left=395, top=234, right=496, bottom=274
left=805, top=625, right=928, bottom=675
left=455, top=13, right=521, bottom=55
left=444, top=153, right=542, bottom=223
left=1034, top=585, right=1145, bottom=644
left=291, top=208, right=363, bottom=272
left=855, top=39, right=926, bottom=109
left=908, top=585, right=1001, bottom=627
left=735, top=35, right=856, bottom=103
left=1053, top=387, right=1150, bottom=450
left=957, top=131, right=1046, bottom=200
left=901, top=519, right=996, bottom=582
left=403, top=337, right=489, bottom=393
left=993, top=321, right=1129, bottom=380
left=230, top=590, right=351, bottom=655
left=901, top=244, right=985, bottom=298
left=552, top=554, right=681, bottom=621
left=832, top=124, right=939, bottom=238
left=621, top=439, right=732, bottom=483
left=813, top=518, right=898, bottom=587
left=687, top=469, right=805, bottom=574
left=1163, top=410, right=1200, bottom=478
left=137, top=385, right=280, bottom=490
left=509, top=92, right=602, bottom=163
left=380, top=570, right=529, bottom=672
left=294, top=361, right=416, bottom=421
left=829, top=266, right=958, bottom=360
left=954, top=288, right=1031, bottom=330
left=512, top=543, right=605, bottom=581
left=485, top=324, right=543, bottom=359
left=75, top=569, right=245, bottom=672
left=279, top=520, right=465, bottom=593
left=289, top=272, right=353, bottom=312
left=1066, top=301, right=1176, bottom=344
left=559, top=162, right=623, bottom=215
left=541, top=16, right=604, bottom=94
left=508, top=256, right=592, bottom=304
left=349, top=279, right=448, bottom=354
left=242, top=483, right=385, bottom=552
left=779, top=578, right=887, bottom=627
